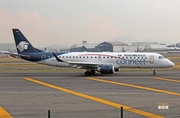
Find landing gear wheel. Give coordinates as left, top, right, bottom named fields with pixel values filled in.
left=153, top=70, right=156, bottom=75
left=85, top=71, right=90, bottom=76
left=90, top=70, right=95, bottom=75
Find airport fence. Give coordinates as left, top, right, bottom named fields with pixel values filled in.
left=1, top=108, right=180, bottom=118
left=1, top=108, right=126, bottom=118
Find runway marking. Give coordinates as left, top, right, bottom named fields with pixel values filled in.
left=88, top=78, right=180, bottom=97
left=0, top=106, right=13, bottom=118
left=155, top=78, right=180, bottom=83
left=24, top=77, right=164, bottom=118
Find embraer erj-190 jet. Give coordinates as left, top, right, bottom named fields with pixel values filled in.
left=2, top=29, right=174, bottom=76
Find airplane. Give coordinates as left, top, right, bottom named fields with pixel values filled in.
left=1, top=29, right=175, bottom=76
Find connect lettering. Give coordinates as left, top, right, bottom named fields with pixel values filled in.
left=116, top=59, right=146, bottom=65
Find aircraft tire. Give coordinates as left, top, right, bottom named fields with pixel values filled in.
left=90, top=70, right=95, bottom=75
left=85, top=71, right=90, bottom=76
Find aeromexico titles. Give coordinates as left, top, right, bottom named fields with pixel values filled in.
left=2, top=29, right=175, bottom=76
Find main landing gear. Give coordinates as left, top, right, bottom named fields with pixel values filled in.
left=84, top=70, right=95, bottom=76
left=153, top=68, right=156, bottom=75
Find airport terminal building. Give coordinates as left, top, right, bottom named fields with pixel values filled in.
left=0, top=41, right=179, bottom=55
left=94, top=41, right=128, bottom=52
left=69, top=41, right=168, bottom=53
left=70, top=41, right=97, bottom=52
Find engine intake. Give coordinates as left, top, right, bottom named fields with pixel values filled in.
left=97, top=65, right=115, bottom=74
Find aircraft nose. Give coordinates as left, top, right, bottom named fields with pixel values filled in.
left=168, top=60, right=175, bottom=67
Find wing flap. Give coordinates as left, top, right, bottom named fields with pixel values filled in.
left=67, top=61, right=99, bottom=66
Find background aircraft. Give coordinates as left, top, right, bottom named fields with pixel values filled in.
left=1, top=29, right=174, bottom=76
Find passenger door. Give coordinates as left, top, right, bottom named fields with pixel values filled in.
left=41, top=54, right=46, bottom=62
left=149, top=55, right=154, bottom=64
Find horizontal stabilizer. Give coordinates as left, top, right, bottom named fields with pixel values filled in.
left=0, top=51, right=31, bottom=58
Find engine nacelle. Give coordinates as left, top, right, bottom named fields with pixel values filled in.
left=97, top=65, right=115, bottom=74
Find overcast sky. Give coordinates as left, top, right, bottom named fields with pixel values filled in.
left=0, top=0, right=180, bottom=47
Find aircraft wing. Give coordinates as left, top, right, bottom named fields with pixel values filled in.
left=67, top=61, right=99, bottom=67
left=0, top=51, right=31, bottom=58
left=52, top=52, right=99, bottom=68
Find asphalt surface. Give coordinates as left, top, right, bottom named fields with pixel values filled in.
left=0, top=71, right=180, bottom=118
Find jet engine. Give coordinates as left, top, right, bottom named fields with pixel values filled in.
left=97, top=65, right=115, bottom=74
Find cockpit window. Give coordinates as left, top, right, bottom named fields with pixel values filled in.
left=159, top=56, right=165, bottom=59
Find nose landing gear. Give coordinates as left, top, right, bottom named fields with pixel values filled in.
left=153, top=68, right=156, bottom=75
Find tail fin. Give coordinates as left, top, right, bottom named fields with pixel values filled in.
left=12, top=29, right=36, bottom=54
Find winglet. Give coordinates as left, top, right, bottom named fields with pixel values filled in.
left=52, top=52, right=64, bottom=62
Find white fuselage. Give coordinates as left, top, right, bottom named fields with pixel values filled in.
left=38, top=52, right=174, bottom=69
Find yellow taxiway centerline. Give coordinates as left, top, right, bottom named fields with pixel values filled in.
left=88, top=78, right=180, bottom=97
left=0, top=106, right=13, bottom=118
left=155, top=78, right=180, bottom=83
left=24, top=77, right=164, bottom=118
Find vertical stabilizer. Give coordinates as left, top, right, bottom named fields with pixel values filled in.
left=12, top=29, right=36, bottom=54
